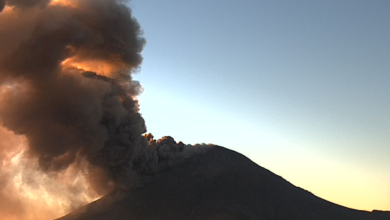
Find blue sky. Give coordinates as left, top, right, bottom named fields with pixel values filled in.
left=129, top=0, right=390, bottom=210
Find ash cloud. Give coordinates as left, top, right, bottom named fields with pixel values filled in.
left=0, top=0, right=146, bottom=174
left=1, top=0, right=50, bottom=10
left=0, top=0, right=206, bottom=219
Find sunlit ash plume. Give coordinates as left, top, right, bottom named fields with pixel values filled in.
left=0, top=0, right=203, bottom=219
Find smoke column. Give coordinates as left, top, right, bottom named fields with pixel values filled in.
left=0, top=0, right=202, bottom=219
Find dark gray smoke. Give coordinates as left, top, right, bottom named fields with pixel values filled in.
left=0, top=0, right=146, bottom=177
left=0, top=0, right=205, bottom=219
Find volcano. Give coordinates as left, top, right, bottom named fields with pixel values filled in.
left=0, top=1, right=388, bottom=219
left=58, top=145, right=389, bottom=220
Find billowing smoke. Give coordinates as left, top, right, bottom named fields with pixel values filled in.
left=0, top=0, right=204, bottom=219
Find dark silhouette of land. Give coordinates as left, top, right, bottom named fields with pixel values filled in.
left=58, top=146, right=390, bottom=220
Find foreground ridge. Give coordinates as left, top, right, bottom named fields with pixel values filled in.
left=59, top=146, right=390, bottom=220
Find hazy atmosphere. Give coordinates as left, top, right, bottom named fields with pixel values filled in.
left=130, top=0, right=390, bottom=211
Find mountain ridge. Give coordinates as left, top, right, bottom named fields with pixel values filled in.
left=58, top=146, right=390, bottom=220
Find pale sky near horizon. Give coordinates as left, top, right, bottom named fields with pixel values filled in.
left=129, top=0, right=390, bottom=211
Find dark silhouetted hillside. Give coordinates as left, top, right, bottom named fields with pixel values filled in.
left=58, top=146, right=390, bottom=220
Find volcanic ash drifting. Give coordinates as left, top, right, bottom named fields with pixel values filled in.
left=0, top=1, right=205, bottom=219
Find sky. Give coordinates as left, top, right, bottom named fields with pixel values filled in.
left=129, top=0, right=390, bottom=211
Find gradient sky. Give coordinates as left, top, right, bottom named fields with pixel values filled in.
left=129, top=0, right=390, bottom=211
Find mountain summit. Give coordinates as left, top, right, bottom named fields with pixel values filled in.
left=58, top=146, right=389, bottom=220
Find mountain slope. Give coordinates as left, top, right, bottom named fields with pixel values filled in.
left=58, top=146, right=390, bottom=220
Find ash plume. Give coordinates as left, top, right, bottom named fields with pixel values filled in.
left=0, top=0, right=204, bottom=219
left=0, top=0, right=50, bottom=10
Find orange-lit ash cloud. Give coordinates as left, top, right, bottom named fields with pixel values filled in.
left=0, top=0, right=203, bottom=219
left=0, top=126, right=100, bottom=220
left=50, top=0, right=77, bottom=7
left=61, top=57, right=132, bottom=78
left=0, top=0, right=147, bottom=219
